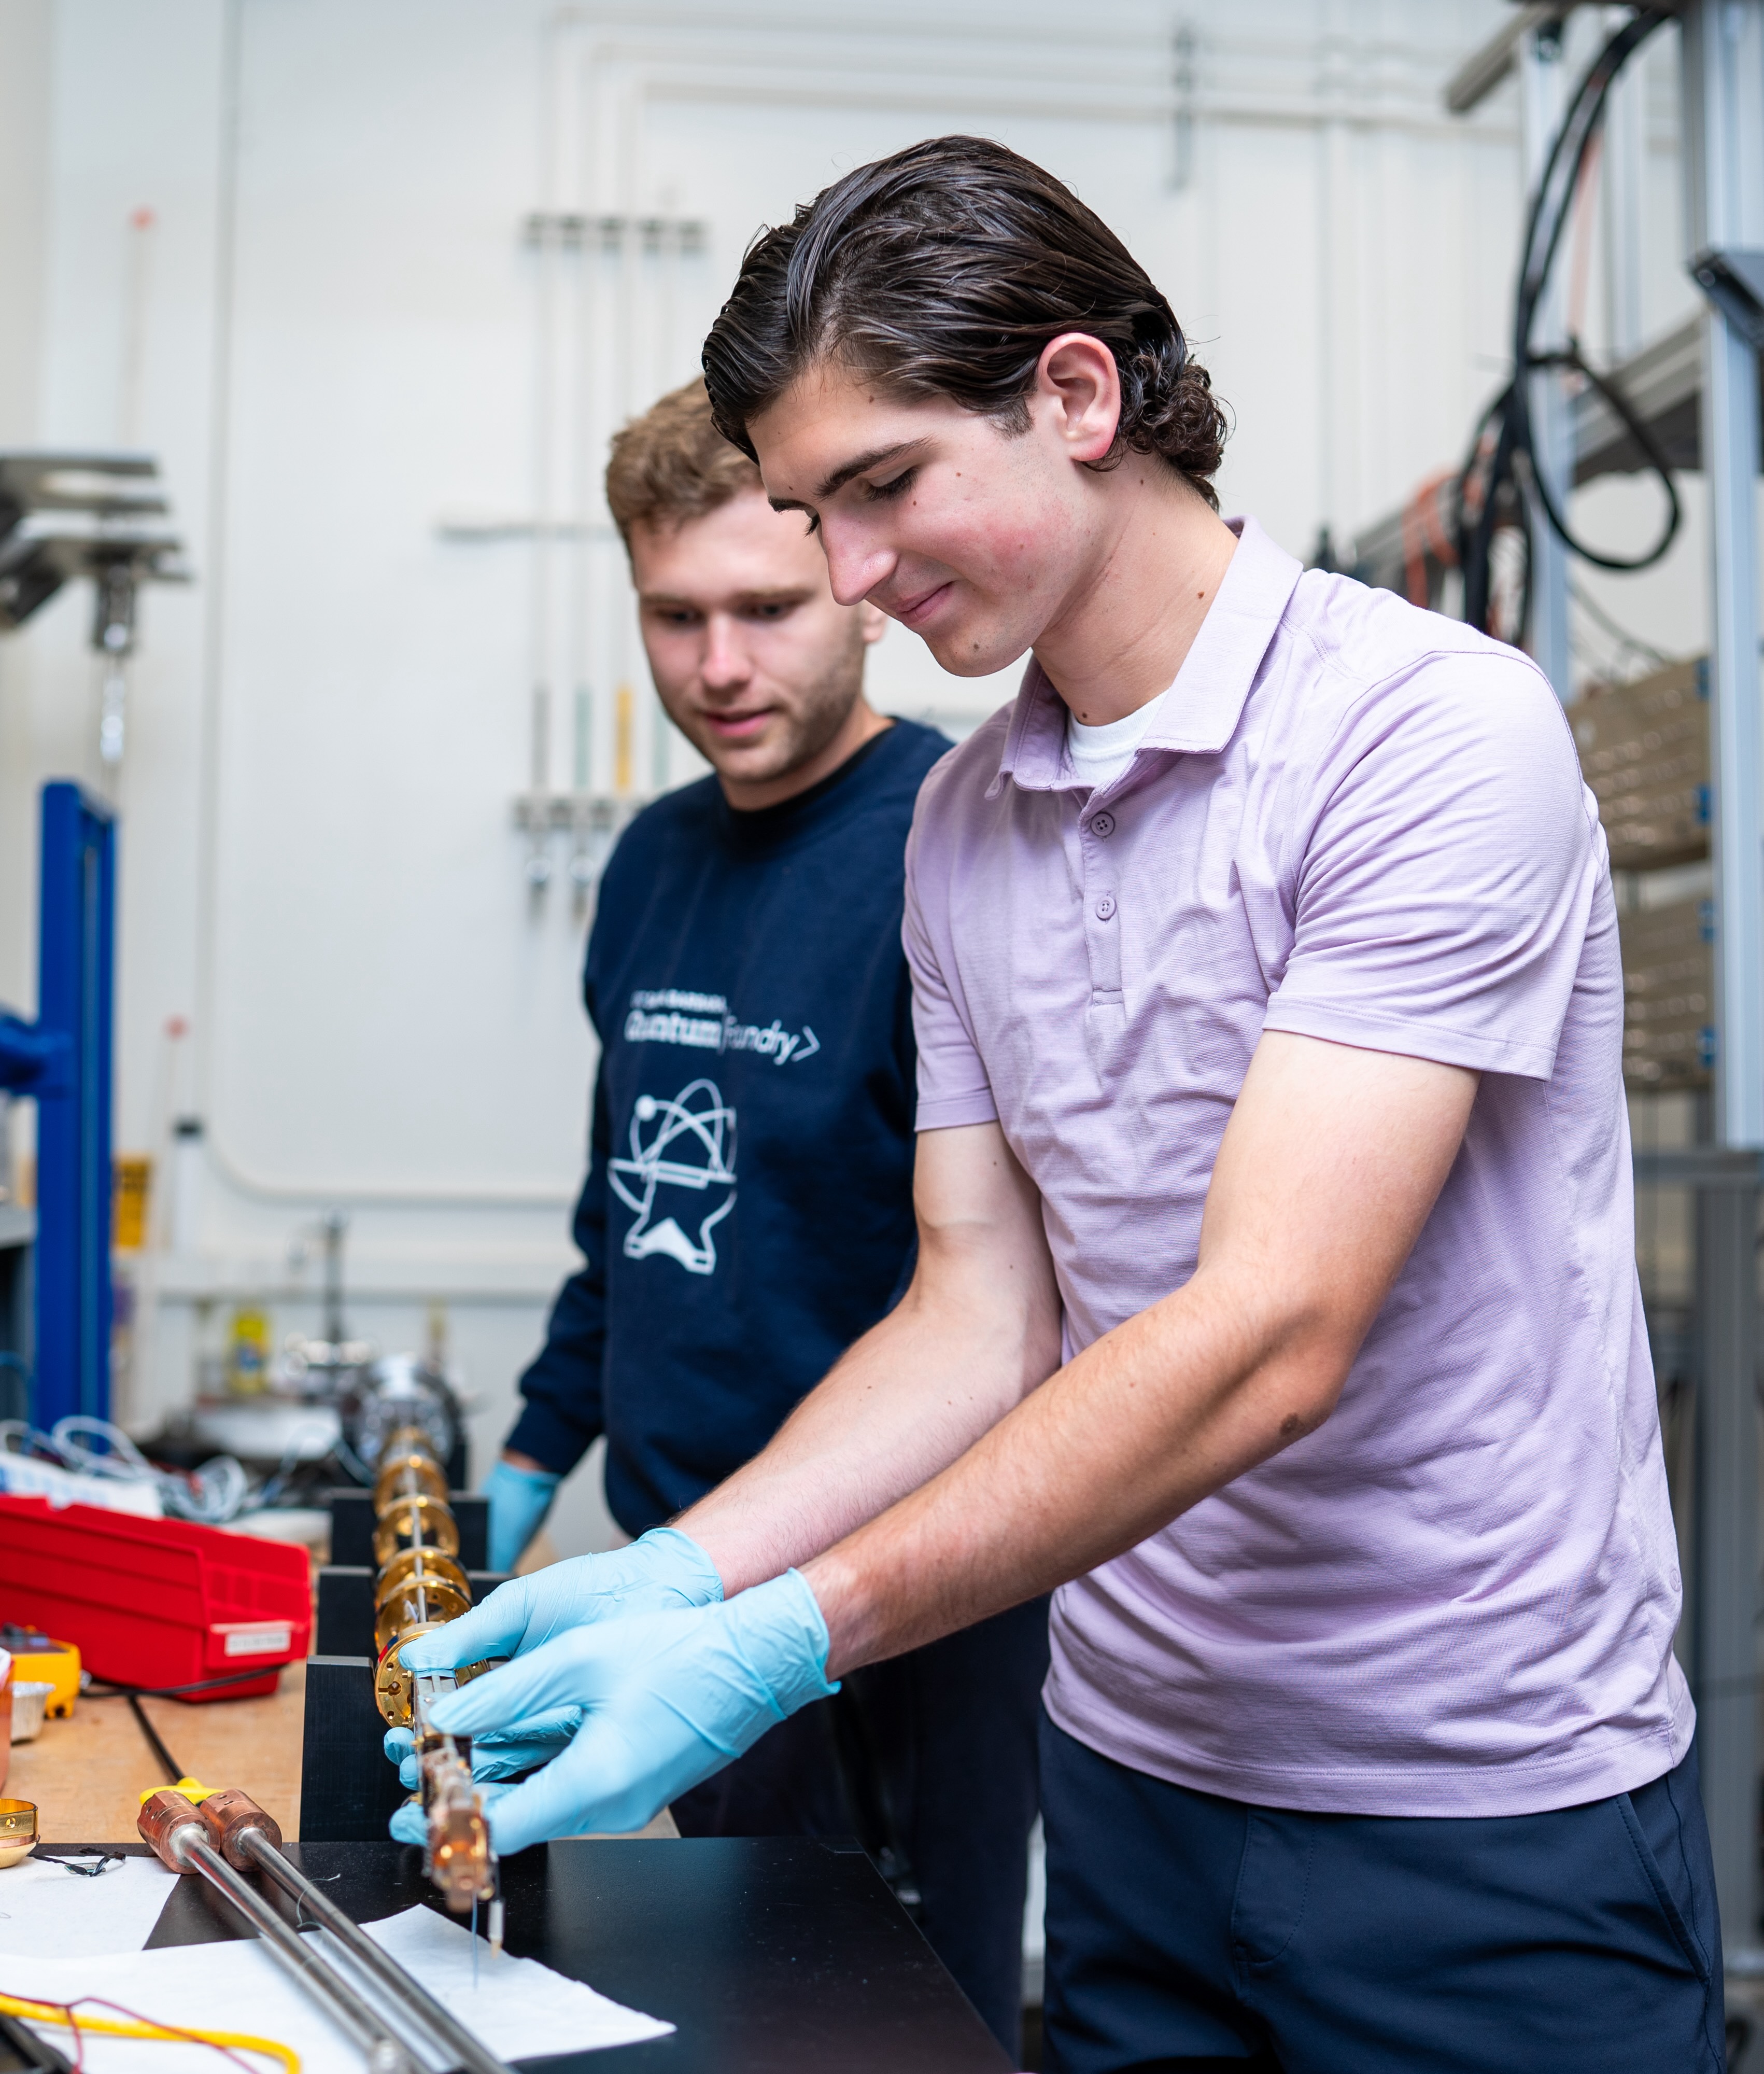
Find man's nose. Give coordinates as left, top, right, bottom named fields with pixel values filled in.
left=700, top=615, right=753, bottom=690
left=820, top=523, right=895, bottom=610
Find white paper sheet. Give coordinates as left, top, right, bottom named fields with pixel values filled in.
left=0, top=1852, right=180, bottom=1957
left=0, top=1901, right=672, bottom=2071
left=357, top=1904, right=674, bottom=2056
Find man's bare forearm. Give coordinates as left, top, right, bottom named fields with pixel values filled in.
left=678, top=1122, right=1062, bottom=1590
left=677, top=1254, right=1061, bottom=1593
left=801, top=1264, right=1331, bottom=1675
left=800, top=1038, right=1480, bottom=1675
left=684, top=1039, right=1473, bottom=1665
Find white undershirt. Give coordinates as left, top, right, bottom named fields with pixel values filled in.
left=1064, top=699, right=1160, bottom=792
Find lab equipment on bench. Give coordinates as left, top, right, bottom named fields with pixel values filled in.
left=0, top=1495, right=309, bottom=1695
left=134, top=1784, right=510, bottom=2074
left=0, top=1632, right=78, bottom=1721
left=7, top=1687, right=51, bottom=1745
left=136, top=1782, right=517, bottom=2074
left=0, top=1800, right=35, bottom=1870
left=364, top=1421, right=505, bottom=1935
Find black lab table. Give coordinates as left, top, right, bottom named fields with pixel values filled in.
left=82, top=1835, right=1012, bottom=2072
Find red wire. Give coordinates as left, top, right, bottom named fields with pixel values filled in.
left=10, top=1991, right=262, bottom=2074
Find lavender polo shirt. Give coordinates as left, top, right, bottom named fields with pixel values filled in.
left=904, top=516, right=1691, bottom=1816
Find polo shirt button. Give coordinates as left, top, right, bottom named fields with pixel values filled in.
left=1095, top=894, right=1117, bottom=921
left=1090, top=810, right=1116, bottom=837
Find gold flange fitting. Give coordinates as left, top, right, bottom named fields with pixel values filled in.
left=372, top=1493, right=460, bottom=1568
left=375, top=1632, right=498, bottom=1728
left=375, top=1546, right=470, bottom=1608
left=0, top=1798, right=37, bottom=1869
left=375, top=1579, right=471, bottom=1659
left=373, top=1450, right=449, bottom=1513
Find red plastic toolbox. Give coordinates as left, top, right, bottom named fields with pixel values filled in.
left=0, top=1496, right=310, bottom=1698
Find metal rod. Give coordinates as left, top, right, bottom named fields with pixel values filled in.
left=1682, top=0, right=1764, bottom=1963
left=1518, top=20, right=1573, bottom=703
left=240, top=1828, right=515, bottom=2074
left=1689, top=0, right=1764, bottom=1153
left=183, top=1835, right=414, bottom=2073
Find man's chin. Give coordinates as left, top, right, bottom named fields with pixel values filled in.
left=696, top=732, right=795, bottom=787
left=686, top=714, right=772, bottom=763
left=921, top=623, right=1032, bottom=680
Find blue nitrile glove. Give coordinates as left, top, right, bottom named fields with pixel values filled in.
left=397, top=1525, right=724, bottom=1678
left=420, top=1569, right=838, bottom=1853
left=485, top=1459, right=563, bottom=1575
left=383, top=1704, right=582, bottom=1791
left=389, top=1778, right=522, bottom=1846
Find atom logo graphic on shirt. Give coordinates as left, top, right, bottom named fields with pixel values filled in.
left=608, top=1077, right=737, bottom=1275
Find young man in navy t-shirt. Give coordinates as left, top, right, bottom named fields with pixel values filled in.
left=487, top=378, right=1046, bottom=2055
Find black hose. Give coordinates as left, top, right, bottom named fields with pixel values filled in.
left=1459, top=8, right=1678, bottom=637
left=126, top=1693, right=185, bottom=1784
left=83, top=1666, right=282, bottom=1701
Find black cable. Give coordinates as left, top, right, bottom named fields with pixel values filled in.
left=0, top=2008, right=76, bottom=2072
left=82, top=1667, right=278, bottom=1701
left=1522, top=344, right=1682, bottom=571
left=1459, top=8, right=1678, bottom=638
left=126, top=1693, right=185, bottom=1784
left=32, top=1851, right=125, bottom=1877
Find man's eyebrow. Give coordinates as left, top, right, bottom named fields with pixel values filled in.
left=767, top=440, right=924, bottom=514
left=637, top=586, right=815, bottom=608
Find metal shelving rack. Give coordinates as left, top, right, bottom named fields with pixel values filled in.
left=1345, top=0, right=1764, bottom=1958
left=0, top=1191, right=33, bottom=1427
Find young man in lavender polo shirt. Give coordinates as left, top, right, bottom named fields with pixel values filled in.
left=408, top=139, right=1720, bottom=2070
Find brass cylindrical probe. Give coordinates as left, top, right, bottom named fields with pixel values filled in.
left=365, top=1423, right=502, bottom=1932
left=372, top=1425, right=473, bottom=1729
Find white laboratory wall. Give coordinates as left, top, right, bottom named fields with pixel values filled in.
left=0, top=1, right=1704, bottom=1550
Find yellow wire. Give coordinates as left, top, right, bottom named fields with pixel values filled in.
left=0, top=1989, right=299, bottom=2072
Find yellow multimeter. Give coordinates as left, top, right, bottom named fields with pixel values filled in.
left=0, top=1627, right=80, bottom=1718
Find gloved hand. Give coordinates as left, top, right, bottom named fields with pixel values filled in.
left=485, top=1459, right=563, bottom=1575
left=398, top=1525, right=724, bottom=1678
left=383, top=1703, right=580, bottom=1792
left=389, top=1778, right=520, bottom=1846
left=415, top=1568, right=838, bottom=1854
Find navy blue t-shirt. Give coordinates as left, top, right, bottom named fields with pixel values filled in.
left=507, top=719, right=950, bottom=1536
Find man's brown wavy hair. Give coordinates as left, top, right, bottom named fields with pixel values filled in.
left=605, top=377, right=762, bottom=550
left=702, top=135, right=1227, bottom=508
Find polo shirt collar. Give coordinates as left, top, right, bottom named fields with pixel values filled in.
left=993, top=515, right=1304, bottom=795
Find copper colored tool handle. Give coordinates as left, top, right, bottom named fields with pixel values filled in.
left=137, top=1788, right=207, bottom=1871
left=140, top=1790, right=414, bottom=2071
left=196, top=1786, right=283, bottom=1869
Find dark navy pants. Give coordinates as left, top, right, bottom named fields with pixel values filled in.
left=672, top=1599, right=1049, bottom=2059
left=1041, top=1712, right=1725, bottom=2073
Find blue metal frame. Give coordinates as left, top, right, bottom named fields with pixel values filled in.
left=0, top=783, right=115, bottom=1426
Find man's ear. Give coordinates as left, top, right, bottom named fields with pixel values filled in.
left=857, top=600, right=888, bottom=648
left=1033, top=332, right=1121, bottom=467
